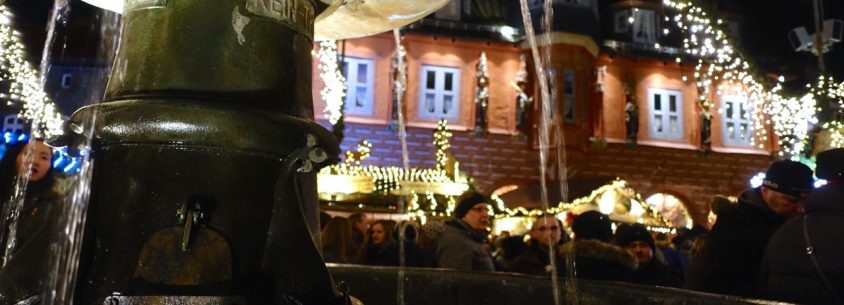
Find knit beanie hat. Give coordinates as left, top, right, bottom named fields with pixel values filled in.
left=453, top=192, right=489, bottom=219
left=572, top=210, right=613, bottom=242
left=762, top=160, right=814, bottom=198
left=614, top=223, right=655, bottom=252
left=816, top=148, right=844, bottom=180
left=420, top=220, right=445, bottom=241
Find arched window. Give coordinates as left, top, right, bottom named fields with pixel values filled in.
left=645, top=193, right=692, bottom=229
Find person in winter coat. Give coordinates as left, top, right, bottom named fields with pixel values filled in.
left=685, top=160, right=814, bottom=297
left=0, top=140, right=63, bottom=303
left=615, top=223, right=682, bottom=287
left=348, top=212, right=369, bottom=255
left=393, top=221, right=425, bottom=267
left=321, top=217, right=357, bottom=264
left=418, top=220, right=445, bottom=267
left=759, top=148, right=844, bottom=305
left=435, top=193, right=495, bottom=272
left=561, top=211, right=637, bottom=282
left=509, top=215, right=565, bottom=276
left=358, top=220, right=399, bottom=266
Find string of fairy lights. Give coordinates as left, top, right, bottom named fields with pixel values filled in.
left=315, top=40, right=346, bottom=125
left=660, top=0, right=844, bottom=158
left=0, top=5, right=63, bottom=139
left=662, top=0, right=771, bottom=149
left=433, top=119, right=451, bottom=172
left=489, top=179, right=673, bottom=227
left=319, top=119, right=458, bottom=194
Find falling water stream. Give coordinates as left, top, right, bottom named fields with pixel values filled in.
left=517, top=0, right=575, bottom=305
left=0, top=1, right=121, bottom=304
left=0, top=1, right=579, bottom=304
left=41, top=2, right=119, bottom=304
left=0, top=0, right=75, bottom=269
left=392, top=28, right=410, bottom=305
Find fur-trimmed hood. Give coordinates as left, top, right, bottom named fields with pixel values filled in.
left=560, top=239, right=638, bottom=271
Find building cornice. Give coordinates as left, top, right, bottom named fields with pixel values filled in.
left=519, top=31, right=599, bottom=57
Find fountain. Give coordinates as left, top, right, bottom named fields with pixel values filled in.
left=0, top=0, right=444, bottom=304
left=0, top=0, right=800, bottom=305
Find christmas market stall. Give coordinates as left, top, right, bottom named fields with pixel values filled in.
left=491, top=179, right=684, bottom=236
left=317, top=120, right=471, bottom=220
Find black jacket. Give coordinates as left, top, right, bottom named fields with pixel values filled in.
left=685, top=188, right=786, bottom=297
left=0, top=184, right=62, bottom=303
left=508, top=241, right=562, bottom=276
left=361, top=241, right=400, bottom=266
left=559, top=239, right=637, bottom=282
left=760, top=183, right=844, bottom=305
left=630, top=258, right=682, bottom=287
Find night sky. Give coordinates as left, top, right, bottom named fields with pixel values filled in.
left=4, top=0, right=844, bottom=94
left=737, top=0, right=844, bottom=93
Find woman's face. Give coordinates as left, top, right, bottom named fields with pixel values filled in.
left=370, top=223, right=386, bottom=245
left=16, top=141, right=52, bottom=182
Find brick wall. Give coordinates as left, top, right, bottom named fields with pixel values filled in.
left=573, top=143, right=772, bottom=223
left=334, top=122, right=541, bottom=184
left=333, top=121, right=773, bottom=225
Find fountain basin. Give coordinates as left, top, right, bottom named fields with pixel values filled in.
left=327, top=264, right=792, bottom=305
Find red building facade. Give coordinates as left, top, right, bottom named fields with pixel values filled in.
left=312, top=0, right=775, bottom=226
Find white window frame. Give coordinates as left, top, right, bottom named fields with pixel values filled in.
left=2, top=115, right=25, bottom=134
left=342, top=56, right=375, bottom=116
left=61, top=73, right=73, bottom=89
left=419, top=65, right=461, bottom=120
left=563, top=69, right=576, bottom=123
left=614, top=11, right=630, bottom=33
left=648, top=88, right=683, bottom=140
left=722, top=95, right=753, bottom=146
left=435, top=0, right=461, bottom=21
left=462, top=0, right=472, bottom=15
left=631, top=9, right=656, bottom=44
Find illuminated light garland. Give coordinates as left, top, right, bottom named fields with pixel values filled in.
left=811, top=75, right=844, bottom=118
left=344, top=140, right=372, bottom=166
left=433, top=119, right=452, bottom=172
left=822, top=121, right=844, bottom=149
left=318, top=120, right=471, bottom=217
left=766, top=91, right=817, bottom=157
left=319, top=120, right=466, bottom=197
left=663, top=0, right=771, bottom=148
left=659, top=0, right=840, bottom=157
left=490, top=179, right=673, bottom=228
left=315, top=40, right=346, bottom=125
left=0, top=5, right=64, bottom=138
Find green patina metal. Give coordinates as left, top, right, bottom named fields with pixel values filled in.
left=0, top=0, right=341, bottom=304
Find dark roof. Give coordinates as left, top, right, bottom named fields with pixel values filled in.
left=497, top=177, right=615, bottom=210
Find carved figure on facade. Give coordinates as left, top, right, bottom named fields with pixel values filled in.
left=513, top=54, right=532, bottom=138
left=624, top=83, right=639, bottom=147
left=700, top=101, right=713, bottom=154
left=473, top=52, right=489, bottom=137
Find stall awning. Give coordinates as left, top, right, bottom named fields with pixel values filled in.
left=493, top=177, right=615, bottom=210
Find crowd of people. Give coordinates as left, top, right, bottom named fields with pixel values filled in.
left=320, top=149, right=844, bottom=305
left=0, top=137, right=842, bottom=305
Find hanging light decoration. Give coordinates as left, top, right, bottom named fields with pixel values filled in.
left=662, top=0, right=826, bottom=157
left=0, top=5, right=64, bottom=138
left=315, top=40, right=346, bottom=125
